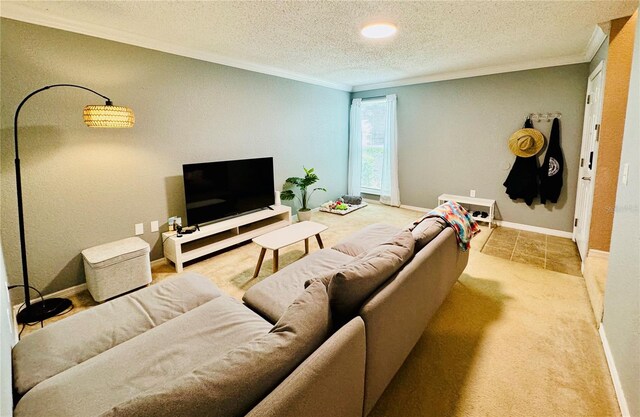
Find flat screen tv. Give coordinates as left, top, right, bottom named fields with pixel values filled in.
left=182, top=157, right=274, bottom=226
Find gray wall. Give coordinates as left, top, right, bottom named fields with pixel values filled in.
left=352, top=64, right=589, bottom=231
left=0, top=18, right=349, bottom=296
left=602, top=11, right=639, bottom=417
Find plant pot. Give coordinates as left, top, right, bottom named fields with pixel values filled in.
left=297, top=209, right=312, bottom=222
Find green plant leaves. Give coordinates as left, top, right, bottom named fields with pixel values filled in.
left=281, top=167, right=326, bottom=210
left=280, top=190, right=296, bottom=200
left=284, top=177, right=303, bottom=187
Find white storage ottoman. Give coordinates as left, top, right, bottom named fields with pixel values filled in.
left=82, top=237, right=152, bottom=302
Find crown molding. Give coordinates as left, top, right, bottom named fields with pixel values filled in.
left=0, top=3, right=353, bottom=92
left=585, top=25, right=608, bottom=61
left=1, top=4, right=605, bottom=94
left=351, top=54, right=588, bottom=92
left=598, top=21, right=612, bottom=37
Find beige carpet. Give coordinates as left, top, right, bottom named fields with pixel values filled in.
left=22, top=204, right=619, bottom=417
left=370, top=241, right=618, bottom=417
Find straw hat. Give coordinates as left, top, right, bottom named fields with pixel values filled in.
left=508, top=128, right=544, bottom=157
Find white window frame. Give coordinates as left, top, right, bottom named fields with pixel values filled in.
left=359, top=97, right=386, bottom=195
left=360, top=186, right=381, bottom=196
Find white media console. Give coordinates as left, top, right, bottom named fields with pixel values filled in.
left=162, top=206, right=291, bottom=272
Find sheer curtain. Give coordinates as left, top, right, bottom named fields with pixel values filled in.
left=380, top=94, right=400, bottom=207
left=347, top=98, right=362, bottom=196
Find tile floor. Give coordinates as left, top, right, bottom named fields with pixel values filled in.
left=481, top=227, right=583, bottom=276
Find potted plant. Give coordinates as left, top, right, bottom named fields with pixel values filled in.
left=280, top=167, right=326, bottom=222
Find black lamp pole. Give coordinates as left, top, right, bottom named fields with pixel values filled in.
left=14, top=84, right=117, bottom=324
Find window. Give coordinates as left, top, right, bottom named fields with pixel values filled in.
left=360, top=99, right=388, bottom=194
left=348, top=94, right=399, bottom=205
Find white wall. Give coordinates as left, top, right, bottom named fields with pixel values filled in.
left=0, top=241, right=15, bottom=416
left=602, top=9, right=640, bottom=417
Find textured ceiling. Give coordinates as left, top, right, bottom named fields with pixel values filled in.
left=1, top=1, right=638, bottom=90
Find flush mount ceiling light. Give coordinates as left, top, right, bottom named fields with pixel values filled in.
left=361, top=23, right=397, bottom=39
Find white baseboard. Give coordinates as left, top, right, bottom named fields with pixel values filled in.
left=599, top=325, right=630, bottom=417
left=495, top=220, right=573, bottom=238
left=12, top=258, right=168, bottom=308
left=588, top=249, right=610, bottom=260
left=363, top=198, right=382, bottom=205
left=150, top=257, right=167, bottom=267
left=12, top=282, right=87, bottom=307
left=47, top=283, right=87, bottom=299
left=396, top=205, right=572, bottom=238
left=399, top=204, right=431, bottom=213
left=363, top=198, right=428, bottom=212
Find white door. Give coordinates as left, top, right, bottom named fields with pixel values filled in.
left=574, top=61, right=606, bottom=260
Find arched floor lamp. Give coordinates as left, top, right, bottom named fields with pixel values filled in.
left=13, top=84, right=134, bottom=324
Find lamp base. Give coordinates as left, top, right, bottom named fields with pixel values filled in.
left=16, top=298, right=73, bottom=324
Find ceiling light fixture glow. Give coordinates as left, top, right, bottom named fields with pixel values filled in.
left=361, top=23, right=397, bottom=39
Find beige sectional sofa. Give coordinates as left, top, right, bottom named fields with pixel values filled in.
left=12, top=219, right=468, bottom=417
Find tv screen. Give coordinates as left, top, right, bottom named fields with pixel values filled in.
left=182, top=157, right=274, bottom=226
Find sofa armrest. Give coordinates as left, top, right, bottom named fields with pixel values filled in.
left=246, top=317, right=366, bottom=417
left=359, top=228, right=468, bottom=415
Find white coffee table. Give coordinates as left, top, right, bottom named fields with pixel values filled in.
left=252, top=221, right=328, bottom=277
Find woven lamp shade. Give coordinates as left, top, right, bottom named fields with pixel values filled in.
left=83, top=105, right=135, bottom=128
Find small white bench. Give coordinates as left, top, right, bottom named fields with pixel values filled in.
left=437, top=194, right=496, bottom=227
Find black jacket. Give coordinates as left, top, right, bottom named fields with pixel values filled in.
left=504, top=119, right=539, bottom=206
left=539, top=118, right=564, bottom=203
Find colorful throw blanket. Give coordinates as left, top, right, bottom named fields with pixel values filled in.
left=424, top=201, right=480, bottom=251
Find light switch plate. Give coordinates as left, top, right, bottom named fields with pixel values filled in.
left=622, top=163, right=629, bottom=185
left=150, top=220, right=159, bottom=232
left=135, top=223, right=144, bottom=235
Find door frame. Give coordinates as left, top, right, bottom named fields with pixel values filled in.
left=573, top=60, right=606, bottom=261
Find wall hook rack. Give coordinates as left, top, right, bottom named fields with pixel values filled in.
left=528, top=112, right=562, bottom=123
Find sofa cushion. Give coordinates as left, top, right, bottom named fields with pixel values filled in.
left=331, top=223, right=401, bottom=257
left=407, top=217, right=447, bottom=250
left=98, top=281, right=331, bottom=417
left=13, top=272, right=220, bottom=395
left=243, top=248, right=353, bottom=323
left=14, top=295, right=272, bottom=417
left=328, top=230, right=415, bottom=326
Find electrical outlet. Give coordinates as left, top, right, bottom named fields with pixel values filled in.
left=135, top=223, right=144, bottom=235
left=150, top=220, right=159, bottom=232
left=470, top=190, right=476, bottom=197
